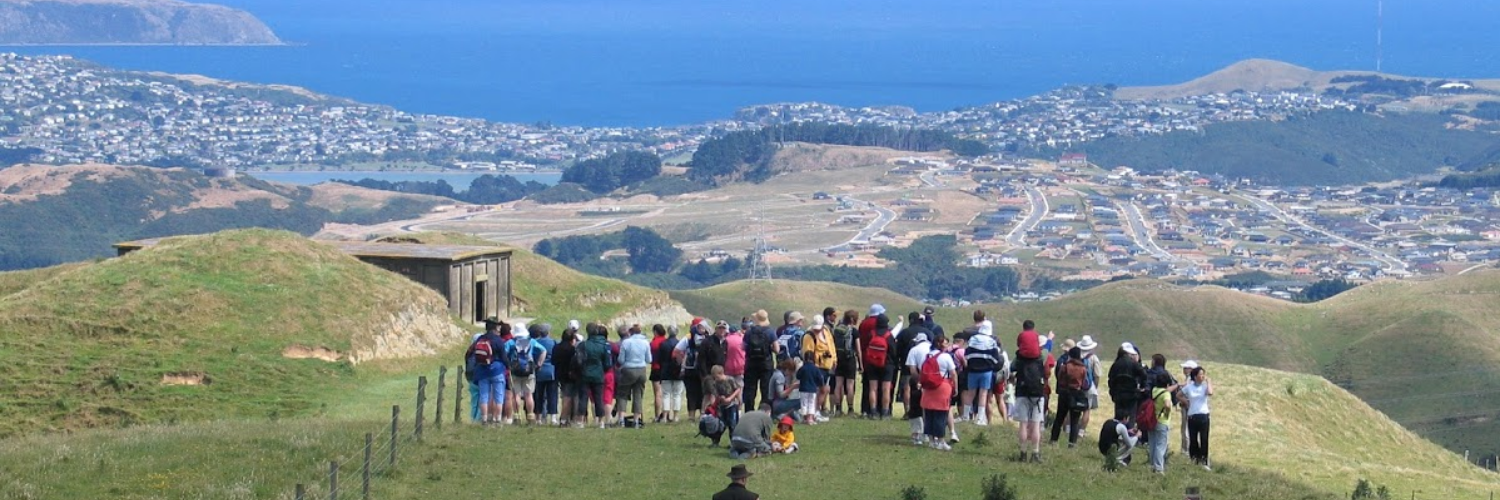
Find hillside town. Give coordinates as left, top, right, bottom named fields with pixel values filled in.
left=0, top=53, right=1368, bottom=171
left=0, top=54, right=713, bottom=169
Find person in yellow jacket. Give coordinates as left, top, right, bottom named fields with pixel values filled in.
left=770, top=415, right=799, bottom=453
left=1148, top=374, right=1180, bottom=474
left=801, top=316, right=837, bottom=421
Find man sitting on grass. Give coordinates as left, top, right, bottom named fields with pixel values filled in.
left=1100, top=407, right=1141, bottom=472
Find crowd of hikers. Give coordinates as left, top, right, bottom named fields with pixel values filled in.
left=463, top=304, right=1215, bottom=473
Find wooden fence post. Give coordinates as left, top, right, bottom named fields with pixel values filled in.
left=295, top=484, right=305, bottom=500
left=389, top=405, right=400, bottom=470
left=328, top=461, right=339, bottom=500
left=454, top=365, right=464, bottom=424
left=362, top=432, right=372, bottom=500
left=416, top=376, right=427, bottom=441
left=436, top=367, right=447, bottom=430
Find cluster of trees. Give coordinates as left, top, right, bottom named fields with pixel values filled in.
left=559, top=151, right=662, bottom=194
left=1463, top=101, right=1500, bottom=121
left=1298, top=278, right=1356, bottom=302
left=1437, top=165, right=1500, bottom=189
left=1326, top=75, right=1475, bottom=99
left=1072, top=111, right=1492, bottom=185
left=689, top=123, right=988, bottom=184
left=532, top=226, right=683, bottom=276
left=0, top=146, right=41, bottom=166
left=335, top=174, right=548, bottom=204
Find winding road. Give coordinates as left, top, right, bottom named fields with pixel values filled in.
left=1118, top=201, right=1181, bottom=263
left=1005, top=186, right=1048, bottom=247
left=827, top=197, right=896, bottom=252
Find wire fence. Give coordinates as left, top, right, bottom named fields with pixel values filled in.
left=289, top=365, right=457, bottom=500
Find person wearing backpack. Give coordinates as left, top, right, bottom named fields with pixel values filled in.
left=742, top=310, right=777, bottom=410
left=505, top=328, right=544, bottom=425
left=862, top=314, right=896, bottom=420
left=1099, top=406, right=1141, bottom=472
left=1147, top=372, right=1180, bottom=474
left=1011, top=343, right=1048, bottom=463
left=467, top=319, right=508, bottom=425
left=531, top=323, right=560, bottom=426
left=857, top=304, right=883, bottom=417
left=919, top=334, right=957, bottom=451
left=831, top=310, right=862, bottom=417
left=657, top=326, right=684, bottom=423
left=1050, top=346, right=1091, bottom=447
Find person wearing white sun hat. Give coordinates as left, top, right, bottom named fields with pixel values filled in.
left=1178, top=360, right=1200, bottom=454
left=1075, top=335, right=1103, bottom=429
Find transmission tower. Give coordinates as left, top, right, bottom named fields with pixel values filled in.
left=747, top=207, right=773, bottom=282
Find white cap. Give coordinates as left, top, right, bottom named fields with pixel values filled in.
left=568, top=319, right=581, bottom=331
left=1121, top=342, right=1138, bottom=356
left=1181, top=360, right=1200, bottom=370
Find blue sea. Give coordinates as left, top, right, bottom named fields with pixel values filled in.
left=8, top=0, right=1499, bottom=127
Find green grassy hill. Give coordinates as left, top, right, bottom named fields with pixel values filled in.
left=2, top=363, right=1492, bottom=500
left=0, top=229, right=464, bottom=437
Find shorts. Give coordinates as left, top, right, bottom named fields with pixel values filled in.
left=800, top=392, right=818, bottom=415
left=649, top=367, right=664, bottom=382
left=967, top=371, right=996, bottom=391
left=511, top=375, right=535, bottom=397
left=477, top=376, right=506, bottom=406
left=835, top=358, right=859, bottom=379
left=864, top=365, right=894, bottom=383
left=1013, top=396, right=1045, bottom=423
left=822, top=368, right=834, bottom=387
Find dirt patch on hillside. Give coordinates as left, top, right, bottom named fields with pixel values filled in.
left=161, top=371, right=210, bottom=386
left=0, top=164, right=132, bottom=203
left=283, top=345, right=343, bottom=362
left=179, top=185, right=287, bottom=212
left=929, top=190, right=990, bottom=225
left=304, top=182, right=451, bottom=211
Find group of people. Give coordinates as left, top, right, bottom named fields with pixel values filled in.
left=462, top=304, right=1216, bottom=473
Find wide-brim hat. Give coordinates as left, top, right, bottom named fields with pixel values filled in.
left=1181, top=360, right=1200, bottom=370
left=727, top=464, right=753, bottom=479
left=1077, top=335, right=1098, bottom=351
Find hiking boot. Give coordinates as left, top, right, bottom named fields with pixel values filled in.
left=1018, top=451, right=1029, bottom=462
left=1030, top=452, right=1043, bottom=463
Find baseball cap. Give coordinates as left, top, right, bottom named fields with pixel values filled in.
left=1181, top=360, right=1200, bottom=369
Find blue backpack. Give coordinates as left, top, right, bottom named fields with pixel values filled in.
left=508, top=343, right=535, bottom=377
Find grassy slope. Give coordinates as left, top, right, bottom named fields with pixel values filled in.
left=0, top=229, right=456, bottom=437
left=669, top=279, right=925, bottom=324
left=3, top=364, right=1492, bottom=500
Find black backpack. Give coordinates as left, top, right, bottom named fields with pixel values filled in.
left=745, top=327, right=773, bottom=365
left=570, top=340, right=589, bottom=379
left=1014, top=356, right=1046, bottom=398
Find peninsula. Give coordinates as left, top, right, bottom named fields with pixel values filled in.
left=0, top=0, right=281, bottom=45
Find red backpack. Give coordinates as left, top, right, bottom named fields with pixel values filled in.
left=1135, top=396, right=1159, bottom=432
left=864, top=332, right=890, bottom=368
left=919, top=352, right=945, bottom=390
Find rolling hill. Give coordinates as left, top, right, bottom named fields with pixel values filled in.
left=1116, top=58, right=1500, bottom=100
left=0, top=229, right=464, bottom=437
left=0, top=0, right=282, bottom=45
left=0, top=164, right=447, bottom=270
